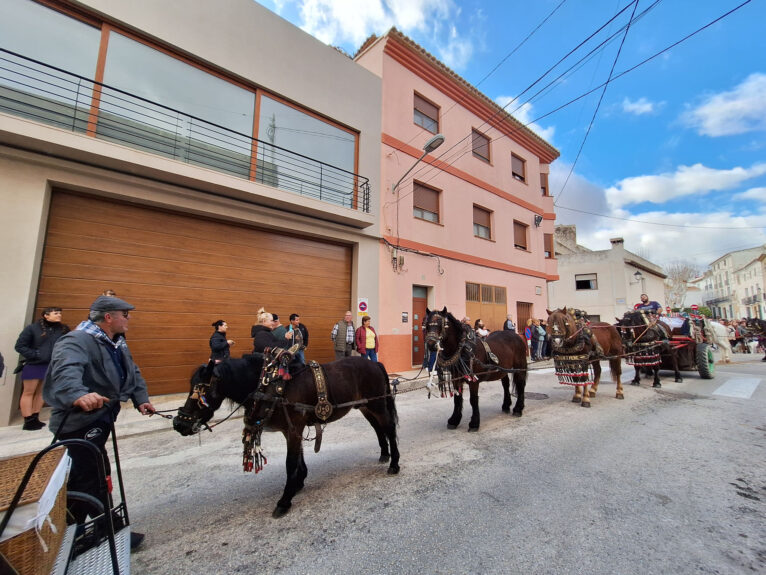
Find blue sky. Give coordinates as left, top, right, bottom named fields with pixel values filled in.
left=259, top=0, right=766, bottom=270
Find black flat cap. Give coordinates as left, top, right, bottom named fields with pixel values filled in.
left=90, top=295, right=135, bottom=312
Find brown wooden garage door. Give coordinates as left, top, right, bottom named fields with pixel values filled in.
left=34, top=191, right=352, bottom=395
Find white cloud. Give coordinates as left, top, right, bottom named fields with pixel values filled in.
left=550, top=163, right=766, bottom=267
left=605, top=162, right=766, bottom=208
left=733, top=187, right=766, bottom=202
left=621, top=96, right=660, bottom=116
left=682, top=73, right=766, bottom=137
left=495, top=98, right=555, bottom=143
left=291, top=0, right=468, bottom=65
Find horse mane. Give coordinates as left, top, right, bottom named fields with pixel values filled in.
left=211, top=355, right=265, bottom=403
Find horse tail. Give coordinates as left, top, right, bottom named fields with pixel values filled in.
left=377, top=361, right=398, bottom=427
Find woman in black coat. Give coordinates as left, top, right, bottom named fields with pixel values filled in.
left=209, top=320, right=234, bottom=362
left=251, top=307, right=282, bottom=353
left=14, top=306, right=69, bottom=430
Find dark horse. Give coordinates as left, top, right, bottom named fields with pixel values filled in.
left=744, top=318, right=766, bottom=361
left=173, top=354, right=399, bottom=517
left=545, top=307, right=624, bottom=407
left=615, top=310, right=682, bottom=387
left=423, top=307, right=527, bottom=431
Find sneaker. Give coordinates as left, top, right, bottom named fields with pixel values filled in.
left=130, top=531, right=145, bottom=550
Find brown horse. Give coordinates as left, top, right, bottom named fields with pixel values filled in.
left=744, top=318, right=766, bottom=361
left=173, top=354, right=399, bottom=517
left=423, top=307, right=527, bottom=431
left=615, top=310, right=682, bottom=387
left=545, top=308, right=624, bottom=407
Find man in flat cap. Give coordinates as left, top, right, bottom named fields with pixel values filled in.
left=44, top=295, right=155, bottom=550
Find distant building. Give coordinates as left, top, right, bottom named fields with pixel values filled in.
left=549, top=226, right=666, bottom=321
left=703, top=246, right=765, bottom=319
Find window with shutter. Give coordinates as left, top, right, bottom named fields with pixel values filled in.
left=413, top=182, right=440, bottom=223
left=413, top=93, right=439, bottom=134
left=544, top=233, right=554, bottom=258
left=513, top=220, right=528, bottom=250
left=512, top=153, right=526, bottom=183
left=473, top=205, right=491, bottom=239
left=472, top=129, right=490, bottom=162
left=540, top=172, right=549, bottom=196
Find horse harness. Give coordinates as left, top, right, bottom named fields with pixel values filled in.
left=426, top=314, right=501, bottom=385
left=620, top=311, right=664, bottom=367
left=549, top=310, right=597, bottom=386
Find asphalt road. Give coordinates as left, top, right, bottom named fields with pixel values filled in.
left=124, top=358, right=766, bottom=575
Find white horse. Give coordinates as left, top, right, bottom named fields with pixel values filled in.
left=703, top=320, right=732, bottom=363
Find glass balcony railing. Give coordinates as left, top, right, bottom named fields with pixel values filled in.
left=0, top=48, right=370, bottom=212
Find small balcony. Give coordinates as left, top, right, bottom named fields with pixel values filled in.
left=0, top=48, right=370, bottom=212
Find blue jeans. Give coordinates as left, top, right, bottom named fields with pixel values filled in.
left=363, top=349, right=378, bottom=362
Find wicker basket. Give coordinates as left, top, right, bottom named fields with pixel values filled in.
left=0, top=448, right=68, bottom=575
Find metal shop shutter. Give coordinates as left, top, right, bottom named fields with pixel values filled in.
left=34, top=191, right=352, bottom=395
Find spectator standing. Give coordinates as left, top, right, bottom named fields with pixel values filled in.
left=331, top=311, right=356, bottom=359
left=355, top=315, right=379, bottom=361
left=540, top=318, right=551, bottom=359
left=530, top=319, right=544, bottom=361
left=14, top=307, right=70, bottom=430
left=524, top=320, right=533, bottom=357
left=209, top=320, right=233, bottom=362
left=503, top=314, right=516, bottom=332
left=461, top=316, right=471, bottom=327
left=287, top=313, right=308, bottom=364
left=272, top=314, right=288, bottom=347
left=252, top=308, right=281, bottom=353
left=474, top=319, right=489, bottom=338
left=43, top=295, right=154, bottom=549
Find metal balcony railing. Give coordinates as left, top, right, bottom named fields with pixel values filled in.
left=0, top=48, right=370, bottom=212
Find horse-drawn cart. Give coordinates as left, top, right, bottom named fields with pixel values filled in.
left=657, top=317, right=715, bottom=379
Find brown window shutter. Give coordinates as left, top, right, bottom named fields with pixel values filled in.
left=514, top=221, right=527, bottom=249
left=473, top=205, right=490, bottom=227
left=512, top=154, right=526, bottom=181
left=414, top=183, right=439, bottom=213
left=472, top=129, right=490, bottom=161
left=414, top=94, right=438, bottom=123
left=544, top=233, right=554, bottom=257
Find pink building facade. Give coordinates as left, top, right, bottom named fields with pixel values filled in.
left=356, top=30, right=559, bottom=372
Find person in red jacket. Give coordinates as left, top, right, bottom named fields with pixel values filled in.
left=355, top=315, right=379, bottom=362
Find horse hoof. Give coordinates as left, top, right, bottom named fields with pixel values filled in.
left=468, top=426, right=479, bottom=432
left=572, top=397, right=581, bottom=403
left=653, top=383, right=662, bottom=388
left=588, top=391, right=596, bottom=398
left=447, top=424, right=458, bottom=430
left=581, top=402, right=591, bottom=408
left=630, top=382, right=640, bottom=386
left=387, top=465, right=400, bottom=475
left=616, top=393, right=624, bottom=399
left=272, top=505, right=290, bottom=518
left=379, top=455, right=390, bottom=463
left=512, top=410, right=523, bottom=417
left=502, top=406, right=511, bottom=413
left=675, top=378, right=683, bottom=383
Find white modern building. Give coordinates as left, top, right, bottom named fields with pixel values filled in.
left=549, top=226, right=666, bottom=321
left=0, top=0, right=382, bottom=425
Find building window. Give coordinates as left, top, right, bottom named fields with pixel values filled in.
left=413, top=93, right=439, bottom=134
left=540, top=172, right=549, bottom=196
left=413, top=182, right=440, bottom=223
left=512, top=153, right=526, bottom=183
left=472, top=129, right=490, bottom=162
left=513, top=220, right=528, bottom=250
left=544, top=233, right=554, bottom=258
left=575, top=273, right=598, bottom=290
left=473, top=205, right=491, bottom=239
left=466, top=282, right=480, bottom=302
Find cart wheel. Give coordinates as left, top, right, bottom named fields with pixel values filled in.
left=696, top=343, right=715, bottom=379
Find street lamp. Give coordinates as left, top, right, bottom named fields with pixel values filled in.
left=391, top=133, right=445, bottom=194
left=631, top=270, right=643, bottom=284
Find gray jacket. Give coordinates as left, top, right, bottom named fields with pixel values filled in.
left=43, top=330, right=150, bottom=433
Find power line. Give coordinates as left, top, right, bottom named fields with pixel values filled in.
left=554, top=0, right=639, bottom=204
left=395, top=0, right=754, bottom=218
left=555, top=204, right=766, bottom=230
